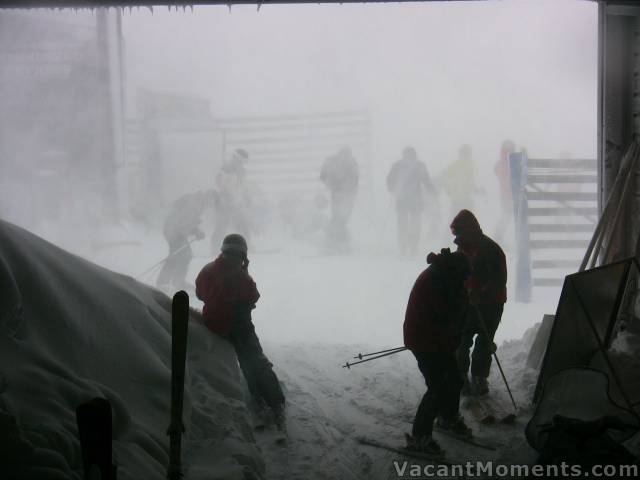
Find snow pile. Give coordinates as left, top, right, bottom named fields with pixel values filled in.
left=0, top=220, right=262, bottom=480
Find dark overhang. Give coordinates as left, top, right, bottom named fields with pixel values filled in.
left=1, top=0, right=482, bottom=10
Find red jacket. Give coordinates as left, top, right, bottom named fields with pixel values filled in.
left=450, top=210, right=507, bottom=304
left=403, top=268, right=468, bottom=353
left=195, top=255, right=260, bottom=337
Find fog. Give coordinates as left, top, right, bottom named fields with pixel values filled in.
left=0, top=0, right=597, bottom=347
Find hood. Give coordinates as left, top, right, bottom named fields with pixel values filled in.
left=450, top=209, right=482, bottom=240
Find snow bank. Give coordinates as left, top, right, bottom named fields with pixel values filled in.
left=0, top=220, right=263, bottom=480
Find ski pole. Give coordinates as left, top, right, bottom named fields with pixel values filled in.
left=353, top=346, right=406, bottom=360
left=136, top=239, right=194, bottom=280
left=343, top=347, right=407, bottom=369
left=473, top=306, right=518, bottom=412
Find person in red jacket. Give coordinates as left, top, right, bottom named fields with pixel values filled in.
left=196, top=233, right=285, bottom=428
left=450, top=209, right=507, bottom=396
left=403, top=248, right=472, bottom=456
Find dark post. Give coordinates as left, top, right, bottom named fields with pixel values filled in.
left=76, top=397, right=117, bottom=480
left=510, top=151, right=532, bottom=303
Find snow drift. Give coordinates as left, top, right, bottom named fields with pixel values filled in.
left=0, top=219, right=263, bottom=480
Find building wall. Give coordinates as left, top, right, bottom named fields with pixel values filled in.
left=601, top=3, right=640, bottom=262
left=0, top=9, right=124, bottom=230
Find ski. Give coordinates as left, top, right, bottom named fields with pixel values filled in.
left=479, top=396, right=517, bottom=424
left=401, top=417, right=500, bottom=451
left=432, top=427, right=499, bottom=451
left=462, top=396, right=516, bottom=425
left=356, top=436, right=464, bottom=465
left=462, top=396, right=495, bottom=425
left=167, top=291, right=190, bottom=480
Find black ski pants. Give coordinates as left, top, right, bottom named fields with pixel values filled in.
left=412, top=351, right=463, bottom=439
left=229, top=314, right=285, bottom=414
left=456, top=303, right=503, bottom=379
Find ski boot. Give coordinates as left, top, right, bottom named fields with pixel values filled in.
left=461, top=376, right=473, bottom=397
left=274, top=406, right=287, bottom=433
left=435, top=415, right=473, bottom=439
left=250, top=399, right=270, bottom=432
left=272, top=405, right=288, bottom=445
left=405, top=433, right=444, bottom=457
left=472, top=376, right=489, bottom=396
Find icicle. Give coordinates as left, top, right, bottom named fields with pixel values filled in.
left=257, top=1, right=262, bottom=12
left=189, top=5, right=194, bottom=13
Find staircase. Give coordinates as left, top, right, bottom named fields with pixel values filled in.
left=511, top=153, right=598, bottom=301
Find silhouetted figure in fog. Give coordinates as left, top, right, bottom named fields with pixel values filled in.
left=156, top=190, right=214, bottom=291
left=196, top=234, right=286, bottom=428
left=440, top=144, right=478, bottom=217
left=450, top=210, right=507, bottom=396
left=493, top=140, right=516, bottom=243
left=403, top=248, right=472, bottom=455
left=320, top=147, right=359, bottom=252
left=386, top=147, right=436, bottom=257
left=211, top=149, right=252, bottom=253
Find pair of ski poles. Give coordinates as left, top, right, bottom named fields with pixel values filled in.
left=342, top=306, right=518, bottom=412
left=342, top=346, right=408, bottom=369
left=135, top=238, right=196, bottom=281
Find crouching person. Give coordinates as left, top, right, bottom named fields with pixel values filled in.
left=195, top=233, right=286, bottom=429
left=403, top=248, right=472, bottom=456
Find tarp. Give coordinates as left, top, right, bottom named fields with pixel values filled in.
left=527, top=368, right=639, bottom=452
left=533, top=258, right=639, bottom=410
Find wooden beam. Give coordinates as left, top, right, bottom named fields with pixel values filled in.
left=533, top=278, right=565, bottom=287
left=532, top=260, right=580, bottom=269
left=528, top=207, right=599, bottom=216
left=530, top=240, right=591, bottom=249
left=528, top=175, right=598, bottom=184
left=528, top=224, right=595, bottom=233
left=526, top=191, right=598, bottom=201
left=528, top=159, right=597, bottom=170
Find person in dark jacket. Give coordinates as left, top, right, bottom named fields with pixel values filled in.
left=450, top=209, right=507, bottom=396
left=387, top=147, right=436, bottom=257
left=195, top=234, right=286, bottom=428
left=156, top=190, right=215, bottom=291
left=320, top=146, right=359, bottom=252
left=403, top=248, right=472, bottom=455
